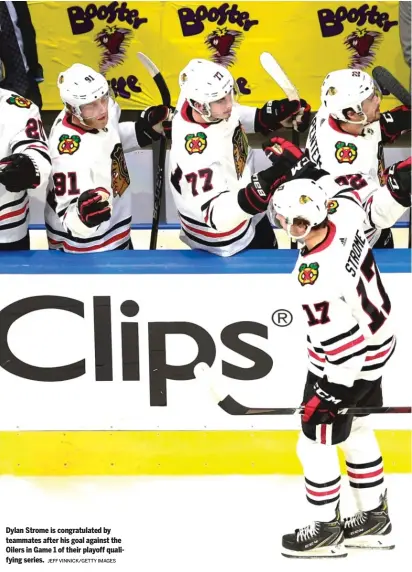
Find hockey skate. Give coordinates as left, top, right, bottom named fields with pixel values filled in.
left=281, top=504, right=347, bottom=558
left=343, top=489, right=394, bottom=549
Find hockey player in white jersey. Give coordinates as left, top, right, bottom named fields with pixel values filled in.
left=0, top=88, right=51, bottom=249
left=169, top=58, right=311, bottom=256
left=306, top=68, right=411, bottom=248
left=266, top=158, right=404, bottom=557
left=265, top=134, right=411, bottom=250
left=45, top=63, right=172, bottom=253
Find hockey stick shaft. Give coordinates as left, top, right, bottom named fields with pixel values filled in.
left=218, top=395, right=411, bottom=416
left=137, top=53, right=171, bottom=250
left=194, top=363, right=411, bottom=417
left=372, top=66, right=411, bottom=107
left=260, top=52, right=302, bottom=145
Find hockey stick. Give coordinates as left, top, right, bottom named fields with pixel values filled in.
left=260, top=52, right=301, bottom=147
left=194, top=363, right=411, bottom=416
left=137, top=53, right=171, bottom=250
left=372, top=66, right=411, bottom=107
left=260, top=52, right=300, bottom=250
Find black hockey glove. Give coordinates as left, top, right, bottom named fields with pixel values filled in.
left=237, top=166, right=286, bottom=216
left=302, top=378, right=344, bottom=425
left=380, top=105, right=411, bottom=144
left=255, top=98, right=311, bottom=134
left=0, top=153, right=40, bottom=192
left=77, top=188, right=111, bottom=228
left=384, top=157, right=411, bottom=207
left=135, top=105, right=174, bottom=147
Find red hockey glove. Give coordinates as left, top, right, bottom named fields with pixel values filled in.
left=77, top=188, right=111, bottom=228
left=135, top=105, right=174, bottom=147
left=302, top=379, right=342, bottom=425
left=380, top=105, right=411, bottom=144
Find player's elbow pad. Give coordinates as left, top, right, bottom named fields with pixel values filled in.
left=208, top=191, right=252, bottom=231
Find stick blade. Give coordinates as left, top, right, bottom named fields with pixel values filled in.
left=137, top=52, right=159, bottom=78
left=260, top=52, right=299, bottom=101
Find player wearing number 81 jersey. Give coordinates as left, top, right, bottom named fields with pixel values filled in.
left=270, top=178, right=396, bottom=558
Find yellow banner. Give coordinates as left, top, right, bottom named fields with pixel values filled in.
left=29, top=1, right=409, bottom=111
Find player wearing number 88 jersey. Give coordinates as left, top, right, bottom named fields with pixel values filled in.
left=270, top=178, right=395, bottom=558
left=0, top=87, right=51, bottom=249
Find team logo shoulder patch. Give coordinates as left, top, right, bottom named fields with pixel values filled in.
left=298, top=262, right=319, bottom=286
left=185, top=132, right=207, bottom=154
left=327, top=199, right=339, bottom=214
left=6, top=94, right=32, bottom=109
left=58, top=134, right=81, bottom=155
left=335, top=141, right=357, bottom=164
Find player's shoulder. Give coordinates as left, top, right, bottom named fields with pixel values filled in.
left=49, top=112, right=91, bottom=160
left=0, top=88, right=40, bottom=120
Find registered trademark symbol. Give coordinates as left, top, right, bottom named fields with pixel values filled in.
left=271, top=309, right=293, bottom=327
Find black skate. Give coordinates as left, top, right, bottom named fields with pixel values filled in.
left=343, top=489, right=394, bottom=549
left=281, top=504, right=347, bottom=558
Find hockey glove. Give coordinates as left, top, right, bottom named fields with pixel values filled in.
left=255, top=99, right=311, bottom=134
left=135, top=105, right=174, bottom=147
left=263, top=137, right=329, bottom=184
left=302, top=378, right=343, bottom=425
left=383, top=157, right=411, bottom=207
left=0, top=153, right=40, bottom=192
left=237, top=165, right=287, bottom=216
left=380, top=105, right=411, bottom=144
left=77, top=188, right=111, bottom=228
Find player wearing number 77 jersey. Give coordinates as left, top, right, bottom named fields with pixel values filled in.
left=0, top=87, right=51, bottom=250
left=269, top=176, right=397, bottom=558
left=169, top=58, right=311, bottom=256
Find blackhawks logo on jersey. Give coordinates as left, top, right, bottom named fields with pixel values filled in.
left=6, top=94, right=32, bottom=109
left=298, top=262, right=319, bottom=286
left=58, top=134, right=81, bottom=155
left=327, top=199, right=339, bottom=214
left=232, top=123, right=248, bottom=179
left=185, top=132, right=207, bottom=154
left=335, top=141, right=357, bottom=164
left=111, top=143, right=130, bottom=197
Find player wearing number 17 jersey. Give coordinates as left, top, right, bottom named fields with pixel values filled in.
left=269, top=175, right=398, bottom=558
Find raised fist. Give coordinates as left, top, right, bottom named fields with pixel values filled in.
left=77, top=188, right=111, bottom=228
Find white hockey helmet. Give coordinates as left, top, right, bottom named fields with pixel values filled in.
left=269, top=179, right=328, bottom=240
left=179, top=58, right=236, bottom=119
left=58, top=63, right=109, bottom=119
left=321, top=69, right=379, bottom=124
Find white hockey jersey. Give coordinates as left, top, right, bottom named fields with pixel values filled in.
left=0, top=88, right=51, bottom=244
left=293, top=188, right=395, bottom=387
left=320, top=172, right=408, bottom=246
left=169, top=101, right=266, bottom=257
left=306, top=108, right=402, bottom=245
left=45, top=99, right=140, bottom=253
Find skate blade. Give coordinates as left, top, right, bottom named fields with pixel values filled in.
left=281, top=544, right=348, bottom=559
left=345, top=533, right=395, bottom=550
